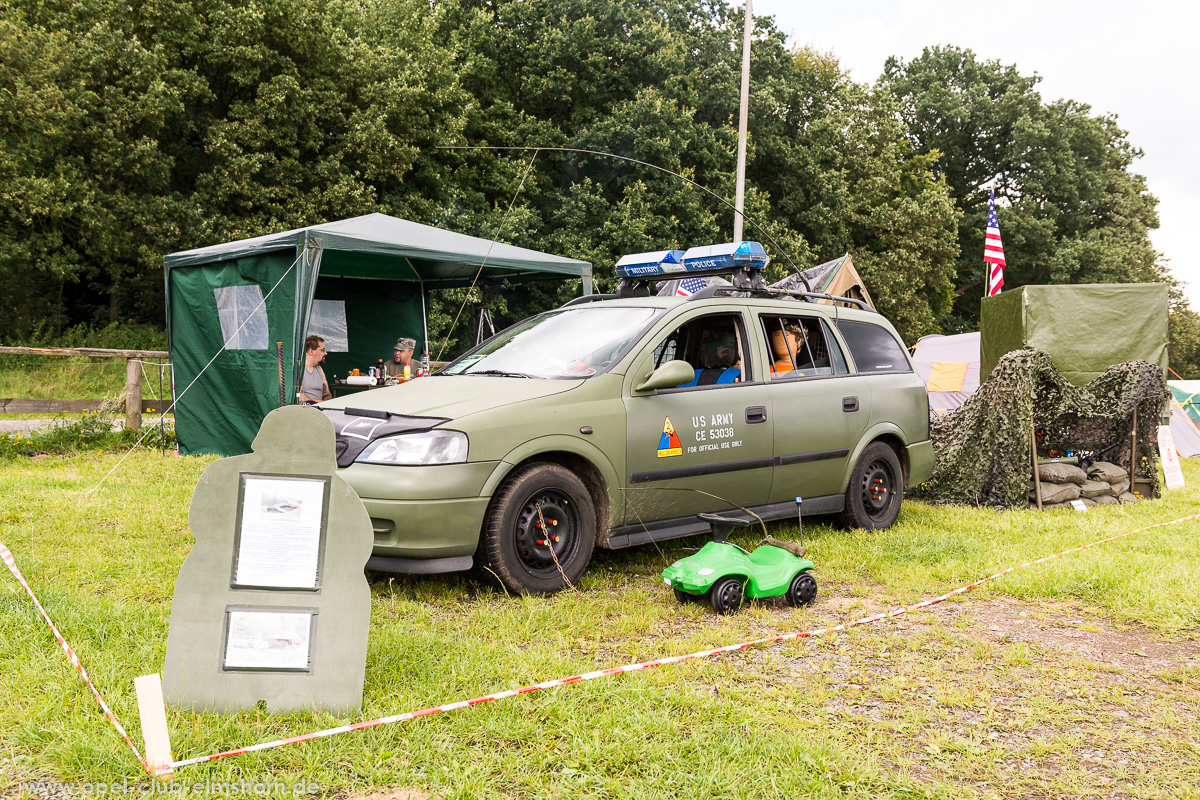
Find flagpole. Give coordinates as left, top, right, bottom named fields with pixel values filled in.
left=732, top=0, right=752, bottom=242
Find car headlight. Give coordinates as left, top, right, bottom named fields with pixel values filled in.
left=355, top=430, right=468, bottom=465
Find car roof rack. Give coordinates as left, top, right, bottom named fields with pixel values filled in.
left=688, top=284, right=874, bottom=312
left=559, top=293, right=617, bottom=308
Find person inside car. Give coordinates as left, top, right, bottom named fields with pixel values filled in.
left=679, top=331, right=741, bottom=387
left=768, top=319, right=806, bottom=376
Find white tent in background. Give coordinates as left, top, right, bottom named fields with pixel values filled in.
left=910, top=332, right=981, bottom=415
left=1167, top=381, right=1200, bottom=457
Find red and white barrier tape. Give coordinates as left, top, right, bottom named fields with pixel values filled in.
left=167, top=511, right=1200, bottom=772
left=6, top=513, right=1200, bottom=776
left=0, top=541, right=151, bottom=775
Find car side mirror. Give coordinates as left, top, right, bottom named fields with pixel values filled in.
left=635, top=359, right=695, bottom=393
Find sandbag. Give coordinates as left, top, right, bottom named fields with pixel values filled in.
left=1079, top=479, right=1113, bottom=499
left=1118, top=492, right=1140, bottom=504
left=1029, top=481, right=1081, bottom=504
left=1094, top=494, right=1119, bottom=505
left=1037, top=462, right=1087, bottom=485
left=1110, top=478, right=1130, bottom=496
left=1087, top=461, right=1129, bottom=483
left=1080, top=497, right=1097, bottom=507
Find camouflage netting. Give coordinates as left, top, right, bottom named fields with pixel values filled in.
left=915, top=350, right=1168, bottom=508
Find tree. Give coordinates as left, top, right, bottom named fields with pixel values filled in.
left=749, top=46, right=960, bottom=339
left=0, top=0, right=470, bottom=338
left=881, top=46, right=1164, bottom=329
left=432, top=2, right=960, bottom=345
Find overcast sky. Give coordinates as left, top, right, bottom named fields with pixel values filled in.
left=751, top=0, right=1199, bottom=309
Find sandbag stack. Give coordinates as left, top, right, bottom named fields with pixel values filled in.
left=1029, top=461, right=1138, bottom=509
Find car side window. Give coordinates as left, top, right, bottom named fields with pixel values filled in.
left=820, top=319, right=850, bottom=375
left=835, top=319, right=912, bottom=374
left=760, top=315, right=842, bottom=379
left=652, top=313, right=749, bottom=387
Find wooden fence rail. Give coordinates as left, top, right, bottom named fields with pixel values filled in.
left=0, top=346, right=171, bottom=430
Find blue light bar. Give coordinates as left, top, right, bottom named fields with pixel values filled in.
left=614, top=249, right=687, bottom=279
left=681, top=241, right=769, bottom=272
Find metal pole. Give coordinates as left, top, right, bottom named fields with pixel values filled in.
left=158, top=357, right=165, bottom=453
left=732, top=0, right=752, bottom=242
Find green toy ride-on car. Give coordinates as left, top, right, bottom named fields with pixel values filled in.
left=662, top=511, right=817, bottom=615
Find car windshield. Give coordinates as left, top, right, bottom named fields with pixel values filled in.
left=443, top=306, right=658, bottom=379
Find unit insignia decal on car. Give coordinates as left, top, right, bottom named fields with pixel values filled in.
left=656, top=417, right=683, bottom=458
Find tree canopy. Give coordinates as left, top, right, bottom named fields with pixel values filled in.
left=0, top=3, right=1188, bottom=372
left=880, top=47, right=1163, bottom=321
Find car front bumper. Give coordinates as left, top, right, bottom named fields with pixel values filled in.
left=341, top=461, right=503, bottom=561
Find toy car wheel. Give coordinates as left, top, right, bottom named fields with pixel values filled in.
left=708, top=576, right=744, bottom=615
left=837, top=441, right=903, bottom=530
left=673, top=587, right=702, bottom=604
left=479, top=463, right=596, bottom=595
left=785, top=572, right=817, bottom=607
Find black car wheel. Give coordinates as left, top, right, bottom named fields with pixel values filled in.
left=785, top=572, right=817, bottom=607
left=837, top=441, right=903, bottom=530
left=708, top=576, right=744, bottom=615
left=673, top=587, right=702, bottom=604
left=479, top=463, right=596, bottom=595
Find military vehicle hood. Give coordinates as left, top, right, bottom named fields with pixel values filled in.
left=321, top=375, right=581, bottom=421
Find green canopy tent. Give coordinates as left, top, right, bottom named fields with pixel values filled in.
left=164, top=213, right=592, bottom=456
left=980, top=284, right=1168, bottom=386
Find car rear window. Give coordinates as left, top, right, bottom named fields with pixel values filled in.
left=835, top=320, right=912, bottom=374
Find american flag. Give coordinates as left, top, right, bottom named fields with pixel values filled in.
left=676, top=276, right=707, bottom=297
left=984, top=190, right=1006, bottom=296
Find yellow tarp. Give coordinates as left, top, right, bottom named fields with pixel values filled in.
left=927, top=362, right=968, bottom=393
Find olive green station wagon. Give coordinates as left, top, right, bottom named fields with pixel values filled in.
left=321, top=242, right=932, bottom=594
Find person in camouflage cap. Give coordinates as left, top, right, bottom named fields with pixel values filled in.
left=385, top=337, right=417, bottom=379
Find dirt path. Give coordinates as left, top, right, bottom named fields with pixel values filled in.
left=0, top=418, right=62, bottom=435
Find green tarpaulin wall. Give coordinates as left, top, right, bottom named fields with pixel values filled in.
left=165, top=213, right=592, bottom=456
left=980, top=284, right=1168, bottom=386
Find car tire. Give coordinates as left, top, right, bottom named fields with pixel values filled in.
left=837, top=441, right=903, bottom=530
left=785, top=572, right=817, bottom=607
left=673, top=587, right=702, bottom=604
left=478, top=463, right=596, bottom=595
left=708, top=576, right=744, bottom=615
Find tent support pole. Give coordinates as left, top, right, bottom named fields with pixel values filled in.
left=420, top=279, right=429, bottom=371
left=1031, top=426, right=1043, bottom=511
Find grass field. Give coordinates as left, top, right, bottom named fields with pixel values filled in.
left=2, top=450, right=1199, bottom=799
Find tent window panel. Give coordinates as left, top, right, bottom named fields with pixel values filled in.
left=309, top=300, right=349, bottom=352
left=214, top=285, right=269, bottom=350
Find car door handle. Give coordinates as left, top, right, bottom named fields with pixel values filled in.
left=746, top=406, right=767, bottom=424
left=842, top=397, right=859, bottom=412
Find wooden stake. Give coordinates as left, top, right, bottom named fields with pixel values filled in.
left=134, top=673, right=174, bottom=779
left=124, top=357, right=143, bottom=431
left=1031, top=427, right=1043, bottom=510
left=1131, top=406, right=1140, bottom=494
